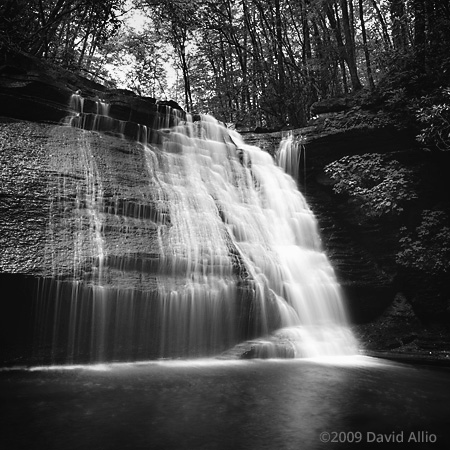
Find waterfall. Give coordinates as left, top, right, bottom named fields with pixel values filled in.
left=34, top=95, right=357, bottom=364
left=277, top=132, right=307, bottom=185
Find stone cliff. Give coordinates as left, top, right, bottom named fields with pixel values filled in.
left=1, top=50, right=449, bottom=363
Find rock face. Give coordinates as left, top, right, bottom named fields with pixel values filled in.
left=0, top=123, right=159, bottom=363
left=1, top=121, right=273, bottom=365
left=1, top=51, right=449, bottom=362
left=0, top=51, right=202, bottom=365
left=310, top=97, right=349, bottom=115
left=0, top=50, right=184, bottom=281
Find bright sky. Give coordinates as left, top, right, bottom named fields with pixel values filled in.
left=124, top=2, right=148, bottom=31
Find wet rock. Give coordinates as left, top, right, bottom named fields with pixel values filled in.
left=218, top=338, right=296, bottom=360
left=157, top=99, right=183, bottom=111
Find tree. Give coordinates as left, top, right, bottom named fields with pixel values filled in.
left=0, top=0, right=126, bottom=73
left=339, top=0, right=363, bottom=91
left=389, top=0, right=409, bottom=52
left=359, top=0, right=375, bottom=90
left=100, top=26, right=169, bottom=97
left=4, top=0, right=448, bottom=131
left=138, top=0, right=202, bottom=112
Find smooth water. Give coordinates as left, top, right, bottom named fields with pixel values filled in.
left=1, top=358, right=449, bottom=450
left=34, top=95, right=356, bottom=363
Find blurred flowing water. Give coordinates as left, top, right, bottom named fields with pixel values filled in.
left=32, top=95, right=357, bottom=364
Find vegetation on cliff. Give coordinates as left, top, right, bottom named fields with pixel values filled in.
left=324, top=153, right=417, bottom=218
left=397, top=210, right=450, bottom=276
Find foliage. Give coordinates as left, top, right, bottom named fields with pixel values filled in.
left=100, top=26, right=170, bottom=98
left=416, top=88, right=450, bottom=151
left=324, top=153, right=417, bottom=218
left=397, top=210, right=450, bottom=275
left=130, top=0, right=368, bottom=125
left=137, top=0, right=202, bottom=111
left=2, top=0, right=450, bottom=128
left=0, top=0, right=126, bottom=73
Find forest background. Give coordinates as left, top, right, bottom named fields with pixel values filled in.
left=1, top=0, right=449, bottom=142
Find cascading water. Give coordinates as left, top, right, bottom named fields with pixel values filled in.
left=276, top=132, right=307, bottom=183
left=34, top=94, right=357, bottom=364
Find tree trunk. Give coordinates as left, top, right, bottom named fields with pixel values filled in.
left=371, top=0, right=392, bottom=49
left=274, top=0, right=285, bottom=88
left=413, top=0, right=426, bottom=69
left=180, top=48, right=192, bottom=112
left=389, top=0, right=409, bottom=52
left=359, top=0, right=375, bottom=90
left=300, top=0, right=312, bottom=64
left=339, top=0, right=362, bottom=90
left=325, top=5, right=353, bottom=93
left=311, top=16, right=332, bottom=97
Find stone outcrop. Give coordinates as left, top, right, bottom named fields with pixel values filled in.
left=1, top=50, right=449, bottom=362
left=0, top=123, right=157, bottom=364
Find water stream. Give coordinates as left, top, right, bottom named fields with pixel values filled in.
left=34, top=96, right=357, bottom=364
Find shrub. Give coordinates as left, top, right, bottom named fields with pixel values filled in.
left=396, top=210, right=450, bottom=275
left=324, top=153, right=417, bottom=218
left=416, top=88, right=450, bottom=151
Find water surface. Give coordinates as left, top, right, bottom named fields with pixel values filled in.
left=1, top=357, right=449, bottom=449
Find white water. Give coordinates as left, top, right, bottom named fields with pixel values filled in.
left=276, top=131, right=308, bottom=182
left=140, top=113, right=357, bottom=357
left=38, top=96, right=357, bottom=362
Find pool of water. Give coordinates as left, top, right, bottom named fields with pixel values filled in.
left=1, top=357, right=449, bottom=449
